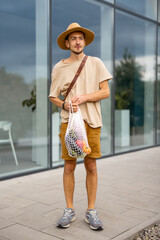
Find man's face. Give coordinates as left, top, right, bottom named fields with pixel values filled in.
left=65, top=32, right=86, bottom=55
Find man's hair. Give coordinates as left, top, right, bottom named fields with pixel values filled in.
left=65, top=31, right=85, bottom=41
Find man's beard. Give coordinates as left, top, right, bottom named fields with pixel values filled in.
left=71, top=49, right=83, bottom=55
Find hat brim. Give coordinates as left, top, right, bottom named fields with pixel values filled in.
left=57, top=26, right=95, bottom=50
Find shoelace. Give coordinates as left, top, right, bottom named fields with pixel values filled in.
left=89, top=211, right=100, bottom=223
left=62, top=209, right=72, bottom=220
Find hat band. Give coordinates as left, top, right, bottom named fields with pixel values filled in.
left=65, top=31, right=85, bottom=40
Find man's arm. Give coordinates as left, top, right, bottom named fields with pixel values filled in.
left=49, top=96, right=63, bottom=109
left=71, top=80, right=110, bottom=105
left=49, top=80, right=110, bottom=111
left=49, top=96, right=77, bottom=112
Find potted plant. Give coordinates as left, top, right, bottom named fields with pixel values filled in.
left=51, top=104, right=60, bottom=163
left=115, top=90, right=131, bottom=147
left=115, top=49, right=144, bottom=148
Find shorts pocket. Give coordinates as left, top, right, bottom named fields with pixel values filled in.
left=88, top=137, right=101, bottom=155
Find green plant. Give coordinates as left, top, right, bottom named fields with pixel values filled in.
left=115, top=90, right=132, bottom=109
left=22, top=86, right=36, bottom=112
left=115, top=48, right=144, bottom=127
left=22, top=85, right=59, bottom=113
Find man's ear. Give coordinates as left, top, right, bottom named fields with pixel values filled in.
left=65, top=40, right=70, bottom=49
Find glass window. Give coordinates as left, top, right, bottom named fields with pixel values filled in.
left=116, top=0, right=157, bottom=20
left=159, top=0, right=160, bottom=22
left=52, top=0, right=113, bottom=166
left=0, top=0, right=49, bottom=179
left=115, top=10, right=156, bottom=153
left=158, top=26, right=160, bottom=144
left=104, top=0, right=114, bottom=3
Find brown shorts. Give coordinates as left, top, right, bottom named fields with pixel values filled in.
left=59, top=122, right=101, bottom=160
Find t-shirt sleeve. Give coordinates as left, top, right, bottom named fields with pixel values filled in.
left=48, top=66, right=61, bottom=98
left=98, top=58, right=113, bottom=83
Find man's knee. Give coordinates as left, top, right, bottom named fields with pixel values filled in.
left=64, top=160, right=76, bottom=175
left=84, top=158, right=97, bottom=175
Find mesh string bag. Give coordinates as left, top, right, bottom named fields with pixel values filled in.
left=65, top=101, right=91, bottom=158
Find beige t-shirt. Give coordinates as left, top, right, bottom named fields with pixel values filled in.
left=49, top=55, right=112, bottom=128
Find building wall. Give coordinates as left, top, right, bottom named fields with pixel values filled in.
left=0, top=0, right=159, bottom=179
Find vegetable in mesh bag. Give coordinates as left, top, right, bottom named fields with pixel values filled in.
left=65, top=102, right=91, bottom=158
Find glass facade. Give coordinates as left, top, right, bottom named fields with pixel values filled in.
left=0, top=0, right=159, bottom=179
left=158, top=0, right=160, bottom=22
left=104, top=0, right=114, bottom=3
left=158, top=26, right=160, bottom=144
left=0, top=0, right=49, bottom=178
left=115, top=10, right=156, bottom=152
left=116, top=0, right=157, bottom=20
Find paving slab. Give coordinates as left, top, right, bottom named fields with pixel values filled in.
left=10, top=208, right=61, bottom=231
left=43, top=224, right=110, bottom=240
left=22, top=203, right=56, bottom=215
left=0, top=204, right=9, bottom=211
left=0, top=224, right=61, bottom=240
left=111, top=214, right=160, bottom=240
left=0, top=218, right=14, bottom=230
left=0, top=147, right=160, bottom=240
left=0, top=207, right=25, bottom=219
left=0, top=235, right=9, bottom=240
left=0, top=193, right=36, bottom=209
left=0, top=182, right=48, bottom=196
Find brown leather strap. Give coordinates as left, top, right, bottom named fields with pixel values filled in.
left=64, top=55, right=88, bottom=102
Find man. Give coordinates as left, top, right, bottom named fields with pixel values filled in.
left=49, top=23, right=112, bottom=230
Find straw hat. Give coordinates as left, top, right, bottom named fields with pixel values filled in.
left=57, top=23, right=95, bottom=50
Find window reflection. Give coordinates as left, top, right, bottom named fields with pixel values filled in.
left=116, top=0, right=157, bottom=20
left=115, top=10, right=156, bottom=152
left=159, top=0, right=160, bottom=22
left=158, top=26, right=160, bottom=144
left=0, top=0, right=48, bottom=178
left=103, top=0, right=114, bottom=3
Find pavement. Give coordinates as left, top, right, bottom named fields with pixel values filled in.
left=0, top=146, right=160, bottom=240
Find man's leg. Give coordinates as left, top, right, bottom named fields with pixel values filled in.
left=56, top=160, right=76, bottom=228
left=84, top=157, right=97, bottom=210
left=63, top=160, right=77, bottom=209
left=84, top=157, right=104, bottom=230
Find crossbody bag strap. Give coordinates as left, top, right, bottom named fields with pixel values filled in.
left=63, top=55, right=88, bottom=102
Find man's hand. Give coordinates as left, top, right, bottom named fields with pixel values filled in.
left=64, top=102, right=79, bottom=113
left=71, top=95, right=87, bottom=105
left=71, top=80, right=110, bottom=106
left=49, top=80, right=110, bottom=113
